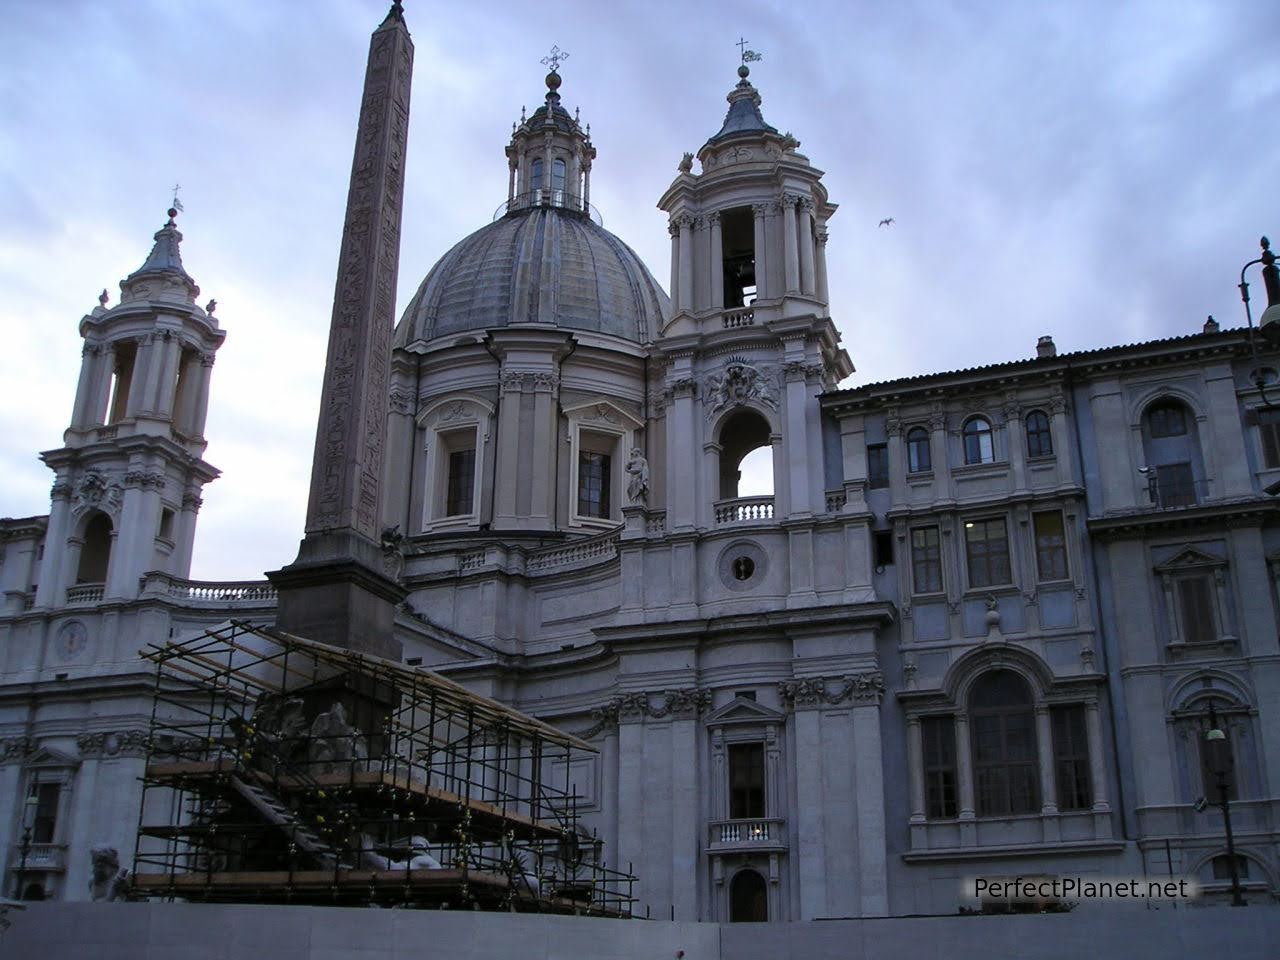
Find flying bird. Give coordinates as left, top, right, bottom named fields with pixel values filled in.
left=878, top=218, right=895, bottom=228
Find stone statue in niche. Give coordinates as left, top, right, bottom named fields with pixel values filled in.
left=705, top=358, right=777, bottom=415
left=625, top=448, right=649, bottom=504
left=308, top=701, right=368, bottom=773
left=89, top=846, right=131, bottom=901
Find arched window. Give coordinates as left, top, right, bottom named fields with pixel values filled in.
left=906, top=426, right=931, bottom=472
left=969, top=671, right=1039, bottom=816
left=729, top=868, right=768, bottom=922
left=76, top=512, right=113, bottom=584
left=1024, top=410, right=1053, bottom=458
left=962, top=416, right=994, bottom=465
left=718, top=409, right=773, bottom=500
left=551, top=157, right=566, bottom=197
left=530, top=158, right=544, bottom=195
left=1147, top=400, right=1188, bottom=438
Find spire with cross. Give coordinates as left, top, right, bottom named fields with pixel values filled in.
left=736, top=37, right=763, bottom=65
left=541, top=45, right=568, bottom=75
left=171, top=182, right=184, bottom=213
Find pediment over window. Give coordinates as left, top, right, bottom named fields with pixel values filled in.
left=1154, top=546, right=1225, bottom=574
left=705, top=696, right=786, bottom=728
left=562, top=399, right=644, bottom=431
left=25, top=746, right=80, bottom=770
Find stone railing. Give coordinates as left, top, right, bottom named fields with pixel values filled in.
left=16, top=842, right=67, bottom=871
left=526, top=530, right=620, bottom=573
left=140, top=572, right=277, bottom=606
left=713, top=496, right=775, bottom=525
left=708, top=818, right=786, bottom=849
left=721, top=307, right=755, bottom=328
left=65, top=583, right=105, bottom=605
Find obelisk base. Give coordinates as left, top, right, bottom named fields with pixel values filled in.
left=267, top=530, right=406, bottom=662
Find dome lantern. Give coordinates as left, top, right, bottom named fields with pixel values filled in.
left=503, top=46, right=597, bottom=216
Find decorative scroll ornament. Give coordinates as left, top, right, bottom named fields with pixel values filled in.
left=77, top=729, right=149, bottom=759
left=0, top=737, right=32, bottom=763
left=586, top=688, right=714, bottom=734
left=705, top=357, right=777, bottom=415
left=72, top=471, right=124, bottom=518
left=777, top=671, right=885, bottom=710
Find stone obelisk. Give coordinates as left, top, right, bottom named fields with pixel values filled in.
left=268, top=2, right=413, bottom=660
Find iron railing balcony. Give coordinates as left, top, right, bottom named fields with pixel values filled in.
left=493, top=190, right=603, bottom=226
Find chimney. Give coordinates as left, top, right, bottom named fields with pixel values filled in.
left=1036, top=335, right=1056, bottom=358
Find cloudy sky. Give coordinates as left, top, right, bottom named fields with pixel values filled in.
left=0, top=0, right=1275, bottom=580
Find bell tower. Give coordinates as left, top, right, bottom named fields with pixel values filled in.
left=653, top=60, right=852, bottom=533
left=34, top=207, right=224, bottom=608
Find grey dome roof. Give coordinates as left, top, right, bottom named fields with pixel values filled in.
left=395, top=206, right=669, bottom=346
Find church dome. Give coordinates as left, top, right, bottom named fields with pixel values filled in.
left=395, top=205, right=669, bottom=346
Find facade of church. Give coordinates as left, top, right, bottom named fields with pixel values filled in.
left=2, top=17, right=1279, bottom=922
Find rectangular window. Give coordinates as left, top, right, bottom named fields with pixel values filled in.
left=1051, top=705, right=1092, bottom=811
left=728, top=742, right=766, bottom=819
left=445, top=447, right=476, bottom=516
left=874, top=530, right=894, bottom=567
left=867, top=443, right=889, bottom=489
left=1260, top=408, right=1280, bottom=469
left=31, top=782, right=61, bottom=844
left=577, top=451, right=612, bottom=519
left=965, top=518, right=1011, bottom=588
left=1177, top=576, right=1216, bottom=644
left=921, top=716, right=957, bottom=819
left=911, top=527, right=943, bottom=593
left=1154, top=462, right=1196, bottom=507
left=1033, top=511, right=1069, bottom=582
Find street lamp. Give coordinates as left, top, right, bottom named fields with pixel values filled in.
left=11, top=788, right=38, bottom=900
left=1203, top=705, right=1246, bottom=906
left=1238, top=236, right=1280, bottom=406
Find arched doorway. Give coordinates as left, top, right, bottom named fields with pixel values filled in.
left=729, top=868, right=768, bottom=922
left=718, top=409, right=773, bottom=499
left=76, top=512, right=113, bottom=583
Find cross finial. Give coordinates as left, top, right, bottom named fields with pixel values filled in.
left=737, top=37, right=763, bottom=65
left=541, top=45, right=568, bottom=74
left=170, top=182, right=184, bottom=213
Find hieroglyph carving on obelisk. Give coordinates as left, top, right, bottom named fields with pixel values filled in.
left=305, top=5, right=413, bottom=542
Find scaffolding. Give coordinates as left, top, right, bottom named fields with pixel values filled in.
left=133, top=620, right=635, bottom=915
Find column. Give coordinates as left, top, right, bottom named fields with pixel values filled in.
left=906, top=717, right=926, bottom=822
left=885, top=413, right=906, bottom=512
left=797, top=198, right=815, bottom=295
left=784, top=362, right=811, bottom=515
left=1085, top=701, right=1111, bottom=812
left=529, top=373, right=556, bottom=523
left=669, top=222, right=680, bottom=312
left=792, top=707, right=828, bottom=919
left=542, top=133, right=553, bottom=192
left=70, top=344, right=98, bottom=428
left=709, top=212, right=724, bottom=311
left=852, top=702, right=888, bottom=917
left=155, top=334, right=182, bottom=418
left=507, top=158, right=516, bottom=204
left=190, top=353, right=215, bottom=439
left=139, top=333, right=167, bottom=415
left=677, top=215, right=694, bottom=313
left=494, top=375, right=523, bottom=525
left=89, top=342, right=115, bottom=426
left=670, top=715, right=699, bottom=920
left=172, top=350, right=199, bottom=434
left=751, top=204, right=769, bottom=300
left=955, top=713, right=975, bottom=822
left=930, top=408, right=953, bottom=501
left=123, top=336, right=150, bottom=418
left=1036, top=706, right=1059, bottom=815
left=814, top=226, right=830, bottom=304
left=1004, top=397, right=1028, bottom=495
left=582, top=160, right=591, bottom=210
left=1048, top=393, right=1074, bottom=486
left=667, top=379, right=697, bottom=530
left=616, top=718, right=645, bottom=910
left=33, top=482, right=73, bottom=608
left=172, top=491, right=201, bottom=577
left=781, top=195, right=800, bottom=294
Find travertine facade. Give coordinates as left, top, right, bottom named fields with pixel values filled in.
left=2, top=7, right=1279, bottom=922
